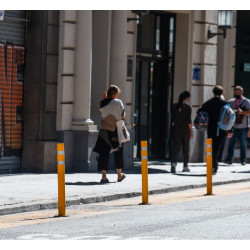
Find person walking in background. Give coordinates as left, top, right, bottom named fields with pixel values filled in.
left=93, top=85, right=126, bottom=183
left=198, top=85, right=228, bottom=175
left=224, top=86, right=250, bottom=165
left=171, top=91, right=193, bottom=173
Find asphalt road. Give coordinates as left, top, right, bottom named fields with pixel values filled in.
left=1, top=182, right=250, bottom=241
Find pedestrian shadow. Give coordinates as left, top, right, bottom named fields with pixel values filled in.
left=65, top=181, right=116, bottom=186
left=231, top=171, right=250, bottom=174
left=174, top=173, right=206, bottom=177
left=123, top=167, right=169, bottom=175
left=134, top=161, right=168, bottom=166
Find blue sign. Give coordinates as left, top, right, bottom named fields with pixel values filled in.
left=192, top=67, right=200, bottom=81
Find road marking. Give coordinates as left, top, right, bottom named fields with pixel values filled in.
left=1, top=182, right=250, bottom=232
left=17, top=234, right=122, bottom=240
left=18, top=234, right=66, bottom=240
left=126, top=236, right=179, bottom=240
left=0, top=209, right=123, bottom=230
left=68, top=235, right=122, bottom=240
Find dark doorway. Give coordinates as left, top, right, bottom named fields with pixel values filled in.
left=134, top=12, right=176, bottom=160
left=235, top=11, right=250, bottom=96
left=235, top=11, right=250, bottom=149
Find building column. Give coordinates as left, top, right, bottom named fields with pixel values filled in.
left=216, top=10, right=236, bottom=100
left=56, top=10, right=77, bottom=172
left=72, top=10, right=95, bottom=129
left=190, top=10, right=219, bottom=163
left=23, top=11, right=60, bottom=172
left=110, top=10, right=127, bottom=102
left=72, top=10, right=98, bottom=171
left=91, top=10, right=112, bottom=128
left=109, top=10, right=133, bottom=169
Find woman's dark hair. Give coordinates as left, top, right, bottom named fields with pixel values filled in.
left=107, top=85, right=121, bottom=98
left=178, top=91, right=190, bottom=108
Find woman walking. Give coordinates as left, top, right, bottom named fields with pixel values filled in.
left=170, top=91, right=193, bottom=173
left=93, top=85, right=126, bottom=183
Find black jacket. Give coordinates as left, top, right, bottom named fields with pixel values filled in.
left=198, top=97, right=227, bottom=138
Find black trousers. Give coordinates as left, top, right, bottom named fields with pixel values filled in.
left=98, top=146, right=124, bottom=171
left=171, top=130, right=190, bottom=167
left=208, top=133, right=226, bottom=172
left=217, top=135, right=226, bottom=162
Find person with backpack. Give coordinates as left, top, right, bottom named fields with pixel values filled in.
left=170, top=91, right=193, bottom=173
left=224, top=86, right=250, bottom=165
left=197, top=85, right=229, bottom=175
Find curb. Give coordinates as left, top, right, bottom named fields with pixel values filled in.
left=1, top=178, right=250, bottom=216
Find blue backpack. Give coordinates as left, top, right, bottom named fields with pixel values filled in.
left=217, top=103, right=236, bottom=136
left=194, top=111, right=209, bottom=129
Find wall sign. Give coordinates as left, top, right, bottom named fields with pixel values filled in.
left=192, top=67, right=201, bottom=83
left=244, top=63, right=250, bottom=72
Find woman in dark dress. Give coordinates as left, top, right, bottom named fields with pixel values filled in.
left=171, top=91, right=193, bottom=173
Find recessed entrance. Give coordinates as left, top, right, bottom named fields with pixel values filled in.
left=134, top=11, right=176, bottom=160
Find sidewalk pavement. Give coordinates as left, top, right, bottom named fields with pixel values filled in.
left=1, top=162, right=250, bottom=215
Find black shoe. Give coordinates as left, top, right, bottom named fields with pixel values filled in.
left=171, top=166, right=176, bottom=173
left=242, top=162, right=246, bottom=165
left=100, top=178, right=109, bottom=184
left=224, top=160, right=232, bottom=165
left=171, top=163, right=176, bottom=173
left=212, top=169, right=217, bottom=175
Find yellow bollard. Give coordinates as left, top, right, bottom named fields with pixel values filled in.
left=57, top=143, right=66, bottom=216
left=141, top=141, right=149, bottom=204
left=206, top=138, right=213, bottom=195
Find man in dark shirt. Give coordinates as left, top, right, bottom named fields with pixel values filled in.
left=198, top=85, right=228, bottom=174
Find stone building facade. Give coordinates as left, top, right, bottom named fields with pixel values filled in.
left=0, top=10, right=241, bottom=172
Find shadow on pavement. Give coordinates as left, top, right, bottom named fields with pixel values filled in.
left=123, top=167, right=169, bottom=175
left=174, top=173, right=207, bottom=177
left=65, top=181, right=116, bottom=186
left=134, top=160, right=169, bottom=166
left=231, top=171, right=250, bottom=174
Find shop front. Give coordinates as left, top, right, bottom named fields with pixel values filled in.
left=0, top=10, right=27, bottom=171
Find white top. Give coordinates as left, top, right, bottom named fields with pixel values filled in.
left=99, top=99, right=124, bottom=121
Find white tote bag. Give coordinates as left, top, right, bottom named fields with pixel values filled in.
left=116, top=120, right=130, bottom=144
